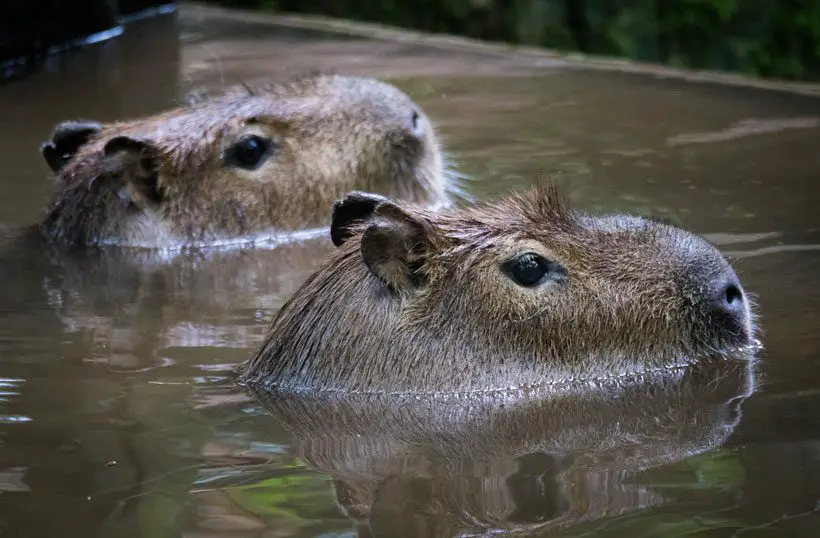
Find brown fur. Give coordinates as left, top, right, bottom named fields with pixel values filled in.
left=241, top=185, right=758, bottom=393
left=39, top=74, right=458, bottom=247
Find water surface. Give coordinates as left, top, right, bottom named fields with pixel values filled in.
left=0, top=4, right=819, bottom=537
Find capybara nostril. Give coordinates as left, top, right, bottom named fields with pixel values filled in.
left=694, top=265, right=752, bottom=348
left=724, top=283, right=743, bottom=308
left=710, top=268, right=747, bottom=323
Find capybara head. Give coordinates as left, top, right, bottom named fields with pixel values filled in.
left=38, top=74, right=459, bottom=247
left=241, top=186, right=758, bottom=393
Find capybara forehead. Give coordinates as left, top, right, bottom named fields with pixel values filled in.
left=100, top=97, right=295, bottom=143
left=69, top=74, right=418, bottom=177
left=395, top=187, right=691, bottom=274
left=427, top=185, right=579, bottom=247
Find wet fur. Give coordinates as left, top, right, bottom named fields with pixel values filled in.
left=242, top=185, right=756, bottom=393
left=39, top=74, right=457, bottom=247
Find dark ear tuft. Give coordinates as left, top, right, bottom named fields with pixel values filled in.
left=41, top=120, right=102, bottom=173
left=330, top=191, right=390, bottom=247
left=104, top=135, right=149, bottom=156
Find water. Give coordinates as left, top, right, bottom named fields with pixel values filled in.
left=0, top=4, right=819, bottom=537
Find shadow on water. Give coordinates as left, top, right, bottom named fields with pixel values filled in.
left=0, top=3, right=819, bottom=537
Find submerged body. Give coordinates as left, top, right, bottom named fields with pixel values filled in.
left=37, top=74, right=458, bottom=248
left=241, top=186, right=757, bottom=393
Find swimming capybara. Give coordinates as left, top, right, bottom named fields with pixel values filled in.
left=241, top=185, right=758, bottom=393
left=37, top=74, right=459, bottom=247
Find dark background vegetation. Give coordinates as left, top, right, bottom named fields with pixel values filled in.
left=1, top=1, right=168, bottom=78
left=214, top=0, right=820, bottom=82
left=3, top=0, right=820, bottom=82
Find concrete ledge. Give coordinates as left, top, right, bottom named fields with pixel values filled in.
left=183, top=1, right=820, bottom=98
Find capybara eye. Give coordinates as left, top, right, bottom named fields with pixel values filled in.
left=225, top=135, right=273, bottom=170
left=502, top=253, right=563, bottom=288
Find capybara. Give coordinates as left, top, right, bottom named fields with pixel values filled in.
left=241, top=185, right=758, bottom=393
left=37, top=74, right=459, bottom=247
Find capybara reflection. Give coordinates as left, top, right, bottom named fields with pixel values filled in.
left=247, top=357, right=757, bottom=537
left=38, top=74, right=459, bottom=247
left=241, top=186, right=757, bottom=393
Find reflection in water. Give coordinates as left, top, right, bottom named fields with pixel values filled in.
left=666, top=117, right=820, bottom=146
left=0, top=12, right=181, bottom=225
left=0, top=230, right=336, bottom=372
left=247, top=358, right=757, bottom=537
left=0, top=3, right=819, bottom=537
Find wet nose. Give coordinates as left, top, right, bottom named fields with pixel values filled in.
left=709, top=266, right=747, bottom=325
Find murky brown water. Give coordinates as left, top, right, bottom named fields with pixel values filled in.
left=1, top=4, right=819, bottom=537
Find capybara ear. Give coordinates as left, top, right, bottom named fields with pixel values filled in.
left=102, top=135, right=163, bottom=208
left=104, top=135, right=150, bottom=156
left=40, top=120, right=102, bottom=173
left=360, top=202, right=436, bottom=293
left=330, top=191, right=390, bottom=247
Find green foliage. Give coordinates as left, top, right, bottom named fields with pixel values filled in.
left=210, top=0, right=820, bottom=81
left=224, top=466, right=335, bottom=520
left=562, top=449, right=753, bottom=537
left=639, top=448, right=748, bottom=491
left=221, top=468, right=347, bottom=536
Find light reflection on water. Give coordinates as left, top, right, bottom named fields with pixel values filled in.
left=0, top=3, right=818, bottom=537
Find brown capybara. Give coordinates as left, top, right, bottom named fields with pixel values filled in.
left=240, top=185, right=758, bottom=393
left=37, top=74, right=460, bottom=248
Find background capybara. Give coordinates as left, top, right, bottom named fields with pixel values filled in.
left=38, top=74, right=462, bottom=248
left=241, top=186, right=757, bottom=393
